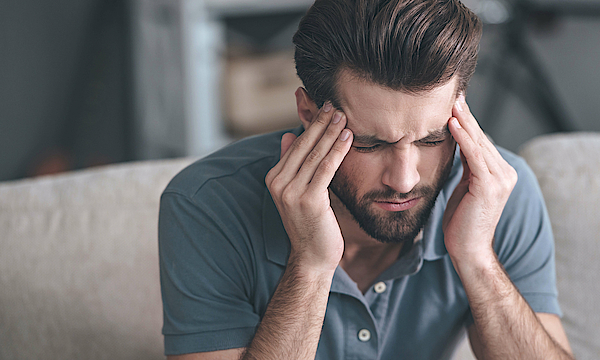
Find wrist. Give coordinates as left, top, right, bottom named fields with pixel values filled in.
left=286, top=252, right=338, bottom=282
left=449, top=245, right=498, bottom=279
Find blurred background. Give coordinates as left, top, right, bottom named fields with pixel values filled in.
left=1, top=0, right=599, bottom=182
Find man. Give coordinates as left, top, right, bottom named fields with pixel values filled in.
left=159, top=0, right=574, bottom=359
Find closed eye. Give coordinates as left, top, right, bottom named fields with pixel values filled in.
left=353, top=144, right=382, bottom=153
left=418, top=139, right=447, bottom=147
left=354, top=138, right=446, bottom=152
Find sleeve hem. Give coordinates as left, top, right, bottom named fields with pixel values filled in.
left=164, top=326, right=257, bottom=355
left=464, top=292, right=563, bottom=328
left=521, top=292, right=563, bottom=318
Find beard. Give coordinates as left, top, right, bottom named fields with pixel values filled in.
left=329, top=153, right=454, bottom=247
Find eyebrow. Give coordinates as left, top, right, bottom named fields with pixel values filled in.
left=417, top=124, right=451, bottom=142
left=352, top=124, right=450, bottom=145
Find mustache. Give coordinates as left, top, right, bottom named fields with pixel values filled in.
left=362, top=186, right=434, bottom=202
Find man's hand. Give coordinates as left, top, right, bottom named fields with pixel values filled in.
left=443, top=94, right=518, bottom=267
left=443, top=95, right=573, bottom=359
left=265, top=103, right=353, bottom=273
left=241, top=105, right=352, bottom=360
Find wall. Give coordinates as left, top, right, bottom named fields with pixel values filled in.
left=1, top=0, right=599, bottom=181
left=466, top=1, right=600, bottom=152
left=0, top=0, right=131, bottom=181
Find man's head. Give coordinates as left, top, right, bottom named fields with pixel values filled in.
left=322, top=73, right=458, bottom=245
left=293, top=0, right=482, bottom=109
left=292, top=0, right=482, bottom=245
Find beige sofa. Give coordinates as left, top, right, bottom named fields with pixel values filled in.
left=0, top=158, right=195, bottom=359
left=1, top=133, right=598, bottom=359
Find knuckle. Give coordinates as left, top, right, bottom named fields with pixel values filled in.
left=298, top=195, right=312, bottom=209
left=508, top=167, right=518, bottom=184
left=471, top=148, right=484, bottom=163
left=476, top=136, right=488, bottom=149
left=281, top=187, right=296, bottom=206
left=293, top=135, right=310, bottom=151
left=305, top=149, right=322, bottom=164
left=319, top=158, right=336, bottom=173
left=315, top=113, right=330, bottom=126
left=265, top=169, right=275, bottom=185
left=500, top=166, right=518, bottom=191
left=268, top=175, right=285, bottom=194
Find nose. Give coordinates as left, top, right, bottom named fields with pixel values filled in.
left=381, top=147, right=420, bottom=194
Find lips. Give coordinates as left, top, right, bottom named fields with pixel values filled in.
left=374, top=197, right=421, bottom=212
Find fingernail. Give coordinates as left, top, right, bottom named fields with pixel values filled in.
left=332, top=111, right=342, bottom=124
left=340, top=129, right=351, bottom=141
left=323, top=102, right=333, bottom=112
left=451, top=117, right=462, bottom=129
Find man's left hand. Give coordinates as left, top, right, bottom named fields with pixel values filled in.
left=443, top=94, right=518, bottom=267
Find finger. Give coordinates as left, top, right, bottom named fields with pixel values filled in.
left=268, top=132, right=299, bottom=182
left=276, top=109, right=344, bottom=187
left=294, top=111, right=348, bottom=185
left=453, top=97, right=505, bottom=173
left=268, top=103, right=335, bottom=180
left=443, top=151, right=470, bottom=230
left=449, top=117, right=490, bottom=177
left=452, top=94, right=484, bottom=140
left=307, top=128, right=353, bottom=190
left=459, top=149, right=470, bottom=183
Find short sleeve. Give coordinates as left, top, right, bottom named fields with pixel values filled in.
left=158, top=190, right=259, bottom=355
left=494, top=155, right=562, bottom=317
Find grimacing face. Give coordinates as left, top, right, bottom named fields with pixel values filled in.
left=328, top=71, right=459, bottom=245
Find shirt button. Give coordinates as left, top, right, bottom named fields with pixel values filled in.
left=374, top=281, right=387, bottom=293
left=358, top=329, right=371, bottom=342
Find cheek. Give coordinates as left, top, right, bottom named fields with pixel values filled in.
left=337, top=153, right=376, bottom=189
left=419, top=143, right=454, bottom=178
left=435, top=141, right=456, bottom=174
left=440, top=140, right=456, bottom=164
left=337, top=154, right=360, bottom=181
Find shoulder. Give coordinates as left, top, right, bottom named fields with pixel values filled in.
left=163, top=128, right=295, bottom=201
left=157, top=129, right=295, bottom=303
left=496, top=145, right=546, bottom=216
left=497, top=146, right=539, bottom=191
left=493, top=146, right=554, bottom=262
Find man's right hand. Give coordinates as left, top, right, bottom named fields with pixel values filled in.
left=265, top=103, right=353, bottom=274
left=171, top=106, right=353, bottom=360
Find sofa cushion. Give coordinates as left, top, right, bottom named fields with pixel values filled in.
left=0, top=158, right=194, bottom=360
left=520, top=132, right=600, bottom=359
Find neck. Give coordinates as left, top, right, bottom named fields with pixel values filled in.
left=330, top=189, right=404, bottom=293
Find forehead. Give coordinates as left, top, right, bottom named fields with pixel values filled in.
left=335, top=71, right=458, bottom=141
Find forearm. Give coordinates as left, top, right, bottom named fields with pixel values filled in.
left=241, top=258, right=334, bottom=360
left=453, top=252, right=573, bottom=360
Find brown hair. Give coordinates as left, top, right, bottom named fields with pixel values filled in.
left=293, top=0, right=483, bottom=108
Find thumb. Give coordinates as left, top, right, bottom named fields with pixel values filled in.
left=280, top=132, right=297, bottom=158
left=443, top=150, right=470, bottom=233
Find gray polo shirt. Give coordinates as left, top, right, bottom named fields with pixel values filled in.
left=159, top=126, right=561, bottom=359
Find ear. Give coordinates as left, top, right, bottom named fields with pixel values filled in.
left=295, top=87, right=319, bottom=130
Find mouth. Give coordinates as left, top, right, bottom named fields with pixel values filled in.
left=374, top=197, right=421, bottom=212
